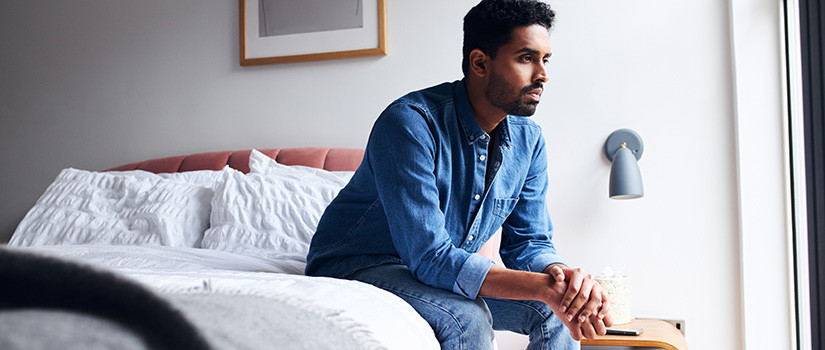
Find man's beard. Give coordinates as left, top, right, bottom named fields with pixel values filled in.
left=485, top=69, right=542, bottom=117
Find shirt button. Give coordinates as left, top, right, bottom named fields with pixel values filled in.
left=480, top=135, right=487, bottom=140
left=474, top=194, right=480, bottom=200
left=479, top=155, right=486, bottom=161
left=468, top=235, right=475, bottom=241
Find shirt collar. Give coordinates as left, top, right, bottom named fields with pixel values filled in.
left=498, top=116, right=512, bottom=146
left=455, top=79, right=512, bottom=146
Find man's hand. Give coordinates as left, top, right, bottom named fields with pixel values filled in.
left=478, top=264, right=613, bottom=340
left=544, top=264, right=613, bottom=340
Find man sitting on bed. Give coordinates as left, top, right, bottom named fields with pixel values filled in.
left=306, top=0, right=612, bottom=348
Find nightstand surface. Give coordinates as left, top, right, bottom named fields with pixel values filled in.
left=581, top=319, right=687, bottom=350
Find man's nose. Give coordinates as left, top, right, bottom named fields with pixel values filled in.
left=534, top=63, right=548, bottom=83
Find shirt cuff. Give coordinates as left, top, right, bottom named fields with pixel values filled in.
left=452, top=253, right=495, bottom=299
left=527, top=254, right=567, bottom=274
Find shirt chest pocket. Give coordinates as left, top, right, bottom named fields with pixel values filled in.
left=493, top=197, right=519, bottom=218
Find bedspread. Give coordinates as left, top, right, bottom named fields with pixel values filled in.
left=1, top=245, right=439, bottom=350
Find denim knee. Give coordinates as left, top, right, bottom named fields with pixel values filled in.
left=431, top=296, right=495, bottom=350
left=484, top=297, right=576, bottom=350
left=347, top=264, right=496, bottom=350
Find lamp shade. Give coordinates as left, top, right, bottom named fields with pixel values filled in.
left=609, top=146, right=644, bottom=199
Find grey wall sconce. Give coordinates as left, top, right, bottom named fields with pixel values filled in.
left=604, top=129, right=644, bottom=199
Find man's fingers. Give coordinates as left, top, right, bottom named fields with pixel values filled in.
left=550, top=265, right=565, bottom=282
left=566, top=273, right=594, bottom=321
left=598, top=289, right=611, bottom=319
left=602, top=310, right=614, bottom=328
left=560, top=269, right=584, bottom=314
left=591, top=315, right=607, bottom=337
left=600, top=290, right=614, bottom=328
left=580, top=320, right=598, bottom=340
left=577, top=285, right=602, bottom=323
left=567, top=323, right=583, bottom=341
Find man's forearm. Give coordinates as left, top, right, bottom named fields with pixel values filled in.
left=478, top=264, right=565, bottom=305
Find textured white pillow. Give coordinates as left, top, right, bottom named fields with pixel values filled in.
left=200, top=157, right=350, bottom=264
left=9, top=168, right=214, bottom=248
left=248, top=149, right=354, bottom=184
left=108, top=167, right=230, bottom=189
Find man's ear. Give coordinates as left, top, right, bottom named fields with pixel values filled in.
left=468, top=48, right=490, bottom=78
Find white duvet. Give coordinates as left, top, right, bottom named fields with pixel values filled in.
left=23, top=245, right=439, bottom=350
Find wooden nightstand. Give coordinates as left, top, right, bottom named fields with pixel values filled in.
left=581, top=319, right=687, bottom=350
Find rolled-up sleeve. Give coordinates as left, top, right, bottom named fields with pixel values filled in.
left=367, top=102, right=493, bottom=299
left=454, top=253, right=495, bottom=298
left=499, top=133, right=566, bottom=273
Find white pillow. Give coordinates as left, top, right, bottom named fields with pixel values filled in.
left=200, top=158, right=349, bottom=265
left=108, top=167, right=230, bottom=189
left=9, top=168, right=214, bottom=248
left=248, top=149, right=354, bottom=184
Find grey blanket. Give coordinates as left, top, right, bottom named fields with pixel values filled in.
left=0, top=248, right=369, bottom=350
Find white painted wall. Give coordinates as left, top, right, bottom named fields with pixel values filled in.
left=0, top=1, right=790, bottom=349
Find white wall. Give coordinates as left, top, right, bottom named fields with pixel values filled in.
left=0, top=1, right=790, bottom=349
left=542, top=1, right=740, bottom=349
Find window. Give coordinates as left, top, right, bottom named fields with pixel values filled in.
left=787, top=0, right=824, bottom=348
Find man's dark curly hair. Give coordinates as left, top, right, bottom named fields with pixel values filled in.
left=462, top=0, right=555, bottom=76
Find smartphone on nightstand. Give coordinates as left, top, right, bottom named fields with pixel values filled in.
left=605, top=327, right=644, bottom=336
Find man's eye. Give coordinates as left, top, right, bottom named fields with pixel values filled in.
left=520, top=56, right=532, bottom=62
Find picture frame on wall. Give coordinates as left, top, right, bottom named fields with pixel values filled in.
left=239, top=0, right=387, bottom=66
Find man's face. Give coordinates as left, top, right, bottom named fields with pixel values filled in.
left=484, top=24, right=552, bottom=117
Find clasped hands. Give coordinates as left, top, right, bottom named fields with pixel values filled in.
left=544, top=264, right=613, bottom=340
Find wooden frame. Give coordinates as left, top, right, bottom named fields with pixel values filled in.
left=239, top=0, right=387, bottom=66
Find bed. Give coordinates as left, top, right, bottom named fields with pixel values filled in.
left=1, top=147, right=441, bottom=350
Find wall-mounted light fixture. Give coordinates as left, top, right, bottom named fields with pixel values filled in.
left=604, top=129, right=644, bottom=199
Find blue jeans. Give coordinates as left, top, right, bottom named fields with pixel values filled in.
left=348, top=264, right=578, bottom=350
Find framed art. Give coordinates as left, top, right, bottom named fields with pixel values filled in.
left=239, top=0, right=387, bottom=66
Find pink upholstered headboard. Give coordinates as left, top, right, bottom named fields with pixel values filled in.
left=106, top=147, right=365, bottom=173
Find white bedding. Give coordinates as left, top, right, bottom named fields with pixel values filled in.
left=9, top=168, right=215, bottom=248
left=8, top=158, right=440, bottom=349
left=23, top=245, right=439, bottom=350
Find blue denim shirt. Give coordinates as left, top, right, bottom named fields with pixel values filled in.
left=305, top=80, right=565, bottom=299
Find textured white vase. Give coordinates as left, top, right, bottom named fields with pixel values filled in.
left=596, top=274, right=632, bottom=325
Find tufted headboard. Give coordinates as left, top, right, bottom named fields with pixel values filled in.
left=106, top=147, right=365, bottom=173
